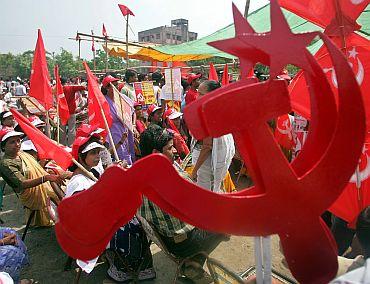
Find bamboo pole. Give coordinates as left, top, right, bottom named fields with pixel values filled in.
left=125, top=15, right=129, bottom=68
left=105, top=38, right=109, bottom=73
left=56, top=103, right=60, bottom=144
left=72, top=158, right=98, bottom=182
left=45, top=110, right=51, bottom=138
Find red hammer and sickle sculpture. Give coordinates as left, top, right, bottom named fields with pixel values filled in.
left=55, top=3, right=365, bottom=283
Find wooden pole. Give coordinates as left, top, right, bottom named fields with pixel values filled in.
left=72, top=158, right=98, bottom=182
left=56, top=103, right=60, bottom=144
left=100, top=106, right=119, bottom=161
left=45, top=110, right=51, bottom=138
left=105, top=38, right=109, bottom=73
left=125, top=15, right=129, bottom=69
left=244, top=0, right=251, bottom=18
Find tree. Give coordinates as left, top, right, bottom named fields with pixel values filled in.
left=54, top=48, right=81, bottom=78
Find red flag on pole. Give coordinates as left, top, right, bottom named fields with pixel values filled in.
left=221, top=64, right=229, bottom=85
left=10, top=109, right=72, bottom=170
left=54, top=65, right=70, bottom=126
left=208, top=63, right=218, bottom=81
left=28, top=29, right=53, bottom=110
left=83, top=62, right=112, bottom=129
left=102, top=23, right=107, bottom=37
left=118, top=4, right=135, bottom=17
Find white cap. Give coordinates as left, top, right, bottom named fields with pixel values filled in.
left=168, top=111, right=182, bottom=120
left=1, top=130, right=23, bottom=142
left=81, top=142, right=105, bottom=154
left=21, top=140, right=37, bottom=152
left=91, top=128, right=105, bottom=136
left=31, top=117, right=46, bottom=127
left=2, top=112, right=13, bottom=119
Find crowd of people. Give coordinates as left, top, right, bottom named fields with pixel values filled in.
left=0, top=68, right=368, bottom=283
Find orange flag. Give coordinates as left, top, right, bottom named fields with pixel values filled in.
left=84, top=62, right=112, bottom=129
left=221, top=64, right=229, bottom=85
left=54, top=65, right=70, bottom=126
left=29, top=29, right=53, bottom=110
left=10, top=109, right=72, bottom=170
left=208, top=63, right=218, bottom=81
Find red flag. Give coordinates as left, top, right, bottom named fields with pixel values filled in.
left=10, top=109, right=72, bottom=170
left=290, top=34, right=370, bottom=129
left=118, top=4, right=135, bottom=17
left=83, top=62, right=112, bottom=129
left=208, top=63, right=218, bottom=81
left=274, top=114, right=295, bottom=150
left=221, top=64, right=229, bottom=85
left=278, top=0, right=368, bottom=33
left=29, top=29, right=53, bottom=110
left=102, top=23, right=107, bottom=37
left=54, top=65, right=70, bottom=126
left=329, top=134, right=370, bottom=227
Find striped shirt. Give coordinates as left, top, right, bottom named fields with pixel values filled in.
left=138, top=162, right=194, bottom=237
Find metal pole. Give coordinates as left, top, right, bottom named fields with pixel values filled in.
left=126, top=15, right=129, bottom=69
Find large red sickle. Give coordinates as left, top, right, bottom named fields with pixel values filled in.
left=55, top=33, right=365, bottom=284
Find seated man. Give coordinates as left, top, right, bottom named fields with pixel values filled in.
left=139, top=124, right=228, bottom=282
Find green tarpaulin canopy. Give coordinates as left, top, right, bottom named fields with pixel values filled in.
left=154, top=4, right=370, bottom=60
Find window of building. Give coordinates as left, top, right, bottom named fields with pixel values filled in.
left=156, top=34, right=160, bottom=39
left=166, top=33, right=171, bottom=39
left=172, top=35, right=176, bottom=40
left=146, top=36, right=149, bottom=41
left=177, top=36, right=182, bottom=41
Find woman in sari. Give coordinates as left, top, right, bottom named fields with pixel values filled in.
left=0, top=128, right=64, bottom=227
left=66, top=136, right=155, bottom=282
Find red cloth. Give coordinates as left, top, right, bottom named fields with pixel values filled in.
left=84, top=62, right=112, bottom=130
left=136, top=120, right=146, bottom=134
left=221, top=64, right=229, bottom=86
left=28, top=29, right=53, bottom=110
left=208, top=63, right=218, bottom=81
left=185, top=88, right=199, bottom=105
left=168, top=129, right=189, bottom=157
left=118, top=4, right=135, bottom=16
left=102, top=24, right=107, bottom=37
left=63, top=85, right=86, bottom=115
left=54, top=65, right=70, bottom=125
left=10, top=109, right=72, bottom=170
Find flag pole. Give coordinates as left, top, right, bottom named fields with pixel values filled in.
left=57, top=103, right=60, bottom=144
left=125, top=15, right=129, bottom=69
left=100, top=105, right=120, bottom=161
left=45, top=110, right=51, bottom=138
left=105, top=38, right=108, bottom=73
left=72, top=158, right=98, bottom=182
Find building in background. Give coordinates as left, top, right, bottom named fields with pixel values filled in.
left=138, top=19, right=197, bottom=45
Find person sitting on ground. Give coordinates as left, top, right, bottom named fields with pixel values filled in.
left=0, top=128, right=64, bottom=227
left=65, top=136, right=155, bottom=282
left=139, top=124, right=228, bottom=282
left=0, top=227, right=28, bottom=283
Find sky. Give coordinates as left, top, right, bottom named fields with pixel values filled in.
left=0, top=0, right=269, bottom=59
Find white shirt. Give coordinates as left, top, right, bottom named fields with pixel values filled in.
left=15, top=84, right=26, bottom=96
left=0, top=100, right=7, bottom=113
left=65, top=174, right=95, bottom=198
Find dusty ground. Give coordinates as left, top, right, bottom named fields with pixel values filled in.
left=0, top=168, right=295, bottom=284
